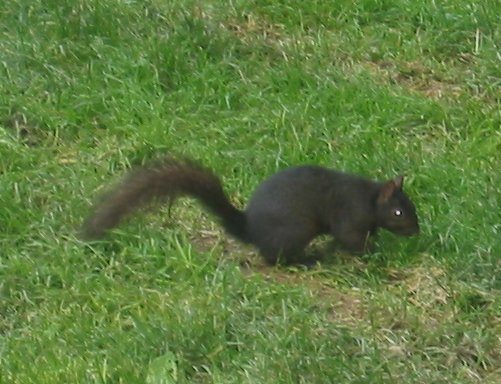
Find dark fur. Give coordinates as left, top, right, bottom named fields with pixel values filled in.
left=82, top=158, right=419, bottom=264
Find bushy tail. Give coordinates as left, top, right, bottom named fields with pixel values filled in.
left=81, top=157, right=247, bottom=241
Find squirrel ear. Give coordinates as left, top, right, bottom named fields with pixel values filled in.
left=394, top=175, right=404, bottom=189
left=378, top=177, right=401, bottom=204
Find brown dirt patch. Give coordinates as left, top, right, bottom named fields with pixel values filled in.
left=362, top=60, right=464, bottom=99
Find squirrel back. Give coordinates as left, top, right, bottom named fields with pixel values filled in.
left=81, top=158, right=419, bottom=264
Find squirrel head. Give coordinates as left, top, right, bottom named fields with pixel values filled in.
left=376, top=176, right=419, bottom=236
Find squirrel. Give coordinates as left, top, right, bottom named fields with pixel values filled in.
left=81, top=157, right=419, bottom=265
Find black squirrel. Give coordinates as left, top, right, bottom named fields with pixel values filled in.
left=81, top=157, right=419, bottom=264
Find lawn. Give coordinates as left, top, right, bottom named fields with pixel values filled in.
left=0, top=0, right=500, bottom=383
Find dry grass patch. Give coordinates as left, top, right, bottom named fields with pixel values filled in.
left=223, top=13, right=284, bottom=44
left=361, top=60, right=464, bottom=99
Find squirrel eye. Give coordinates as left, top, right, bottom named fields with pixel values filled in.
left=393, top=209, right=402, bottom=217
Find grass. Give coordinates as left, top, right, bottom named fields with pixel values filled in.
left=0, top=0, right=500, bottom=382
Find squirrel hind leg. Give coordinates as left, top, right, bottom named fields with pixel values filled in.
left=250, top=221, right=318, bottom=265
left=259, top=246, right=306, bottom=266
left=256, top=237, right=312, bottom=266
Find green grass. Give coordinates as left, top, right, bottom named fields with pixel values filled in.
left=1, top=0, right=500, bottom=383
